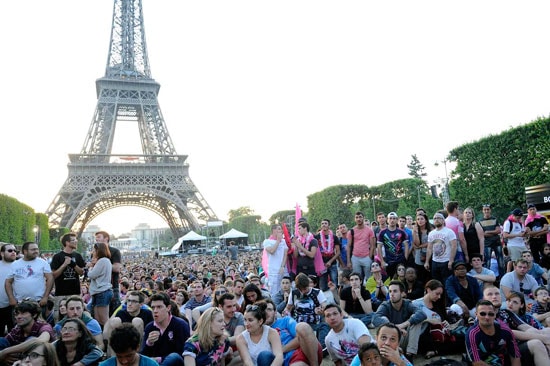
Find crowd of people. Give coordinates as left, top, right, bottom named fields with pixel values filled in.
left=0, top=201, right=549, bottom=366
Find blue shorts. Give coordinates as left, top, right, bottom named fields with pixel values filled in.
left=91, top=289, right=113, bottom=307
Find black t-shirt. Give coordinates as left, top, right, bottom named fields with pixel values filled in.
left=117, top=308, right=153, bottom=326
left=314, top=232, right=341, bottom=264
left=527, top=217, right=549, bottom=245
left=50, top=251, right=86, bottom=296
left=339, top=286, right=371, bottom=314
left=109, top=246, right=122, bottom=298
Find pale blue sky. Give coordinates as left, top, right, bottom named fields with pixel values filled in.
left=1, top=1, right=549, bottom=235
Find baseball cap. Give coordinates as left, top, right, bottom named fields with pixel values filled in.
left=387, top=212, right=398, bottom=218
left=450, top=304, right=463, bottom=316
left=453, top=261, right=467, bottom=271
left=527, top=203, right=536, bottom=209
left=512, top=208, right=523, bottom=216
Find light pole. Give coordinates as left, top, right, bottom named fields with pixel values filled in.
left=434, top=159, right=450, bottom=206
left=33, top=225, right=39, bottom=244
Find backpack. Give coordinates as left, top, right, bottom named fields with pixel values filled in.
left=348, top=228, right=355, bottom=254
left=507, top=219, right=521, bottom=233
left=290, top=287, right=322, bottom=323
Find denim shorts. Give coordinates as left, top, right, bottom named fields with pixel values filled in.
left=91, top=289, right=113, bottom=307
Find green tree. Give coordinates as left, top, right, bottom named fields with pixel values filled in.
left=227, top=207, right=255, bottom=222
left=407, top=154, right=427, bottom=180
left=268, top=210, right=295, bottom=226
left=450, top=116, right=550, bottom=220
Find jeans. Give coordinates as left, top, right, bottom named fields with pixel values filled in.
left=161, top=353, right=184, bottom=366
left=351, top=255, right=373, bottom=284
left=431, top=261, right=451, bottom=285
left=349, top=313, right=373, bottom=328
left=311, top=322, right=330, bottom=349
left=0, top=306, right=13, bottom=336
left=484, top=244, right=505, bottom=279
left=319, top=263, right=338, bottom=291
left=257, top=350, right=275, bottom=366
left=0, top=337, right=10, bottom=350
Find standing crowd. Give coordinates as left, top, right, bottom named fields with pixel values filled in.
left=0, top=202, right=549, bottom=366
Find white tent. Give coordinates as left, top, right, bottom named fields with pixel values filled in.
left=170, top=231, right=207, bottom=251
left=219, top=228, right=248, bottom=239
left=180, top=231, right=207, bottom=241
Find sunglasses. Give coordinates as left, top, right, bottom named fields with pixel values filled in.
left=5, top=249, right=16, bottom=253
left=215, top=290, right=227, bottom=295
left=478, top=312, right=495, bottom=317
left=246, top=304, right=259, bottom=311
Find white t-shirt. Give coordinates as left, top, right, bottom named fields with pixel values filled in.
left=468, top=268, right=496, bottom=289
left=503, top=220, right=526, bottom=247
left=262, top=239, right=287, bottom=275
left=325, top=318, right=373, bottom=365
left=428, top=227, right=456, bottom=263
left=0, top=261, right=14, bottom=307
left=8, top=258, right=52, bottom=302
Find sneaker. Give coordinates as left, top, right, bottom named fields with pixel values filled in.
left=322, top=347, right=328, bottom=358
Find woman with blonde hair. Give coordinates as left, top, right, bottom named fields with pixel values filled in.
left=462, top=207, right=485, bottom=262
left=182, top=307, right=231, bottom=366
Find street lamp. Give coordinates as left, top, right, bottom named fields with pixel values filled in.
left=434, top=159, right=450, bottom=206
left=33, top=225, right=39, bottom=244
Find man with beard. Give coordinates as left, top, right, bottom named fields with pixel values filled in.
left=5, top=242, right=53, bottom=307
left=346, top=212, right=376, bottom=282
left=0, top=244, right=17, bottom=335
left=50, top=233, right=86, bottom=321
left=262, top=299, right=322, bottom=366
left=424, top=212, right=457, bottom=284
left=377, top=212, right=409, bottom=279
left=483, top=285, right=550, bottom=364
left=371, top=281, right=426, bottom=361
left=315, top=219, right=341, bottom=292
left=55, top=295, right=104, bottom=347
left=0, top=301, right=55, bottom=363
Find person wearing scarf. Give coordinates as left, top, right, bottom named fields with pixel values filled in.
left=292, top=222, right=319, bottom=277
left=262, top=225, right=288, bottom=298
left=315, top=219, right=341, bottom=292
left=524, top=204, right=549, bottom=264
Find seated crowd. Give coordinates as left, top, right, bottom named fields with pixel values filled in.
left=1, top=201, right=550, bottom=366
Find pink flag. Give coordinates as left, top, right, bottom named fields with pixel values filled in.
left=295, top=203, right=301, bottom=236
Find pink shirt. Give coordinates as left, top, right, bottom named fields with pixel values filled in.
left=445, top=215, right=462, bottom=240
left=347, top=226, right=375, bottom=257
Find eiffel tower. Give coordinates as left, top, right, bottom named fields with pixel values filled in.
left=46, top=0, right=217, bottom=238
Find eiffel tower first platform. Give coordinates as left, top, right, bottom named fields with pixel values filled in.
left=46, top=0, right=218, bottom=238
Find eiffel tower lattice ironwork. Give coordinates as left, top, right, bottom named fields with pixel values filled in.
left=46, top=0, right=217, bottom=238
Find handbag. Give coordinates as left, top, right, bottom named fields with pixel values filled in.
left=430, top=323, right=456, bottom=343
